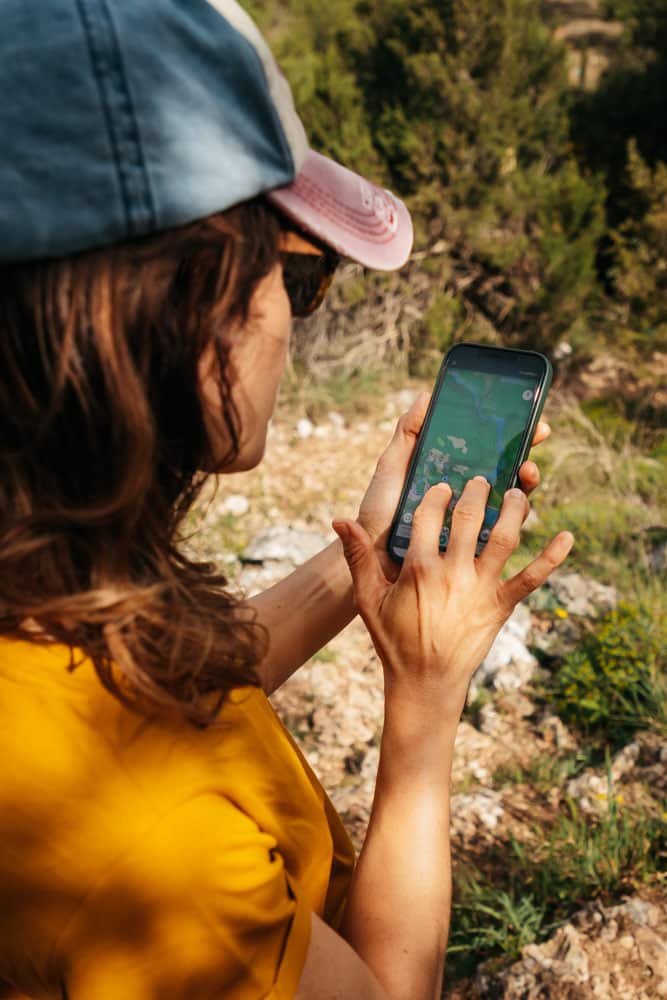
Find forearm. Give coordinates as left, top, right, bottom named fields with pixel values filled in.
left=340, top=692, right=460, bottom=1000
left=248, top=539, right=356, bottom=694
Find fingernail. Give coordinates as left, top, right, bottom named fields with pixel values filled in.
left=507, top=488, right=524, bottom=500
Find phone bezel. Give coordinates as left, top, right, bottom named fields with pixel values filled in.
left=387, top=342, right=553, bottom=563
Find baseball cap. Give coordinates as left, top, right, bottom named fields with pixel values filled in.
left=0, top=0, right=413, bottom=269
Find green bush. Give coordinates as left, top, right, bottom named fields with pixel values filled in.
left=551, top=602, right=666, bottom=743
left=610, top=141, right=667, bottom=351
left=251, top=0, right=606, bottom=355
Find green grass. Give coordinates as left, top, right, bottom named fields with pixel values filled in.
left=446, top=793, right=666, bottom=985
left=508, top=397, right=667, bottom=598
left=278, top=366, right=411, bottom=422
left=492, top=748, right=593, bottom=794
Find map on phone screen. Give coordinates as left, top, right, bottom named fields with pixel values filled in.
left=395, top=368, right=540, bottom=552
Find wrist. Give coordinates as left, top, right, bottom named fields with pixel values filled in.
left=384, top=674, right=469, bottom=730
left=380, top=685, right=463, bottom=783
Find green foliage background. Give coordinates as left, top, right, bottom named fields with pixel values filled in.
left=248, top=0, right=667, bottom=359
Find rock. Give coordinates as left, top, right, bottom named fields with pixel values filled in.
left=497, top=691, right=537, bottom=718
left=328, top=411, right=346, bottom=429
left=530, top=570, right=618, bottom=617
left=611, top=742, right=640, bottom=782
left=566, top=769, right=614, bottom=816
left=451, top=789, right=505, bottom=844
left=468, top=604, right=538, bottom=701
left=220, top=493, right=250, bottom=517
left=453, top=721, right=511, bottom=782
left=554, top=340, right=574, bottom=361
left=478, top=703, right=511, bottom=738
left=634, top=731, right=667, bottom=800
left=614, top=897, right=659, bottom=929
left=522, top=508, right=541, bottom=533
left=470, top=895, right=667, bottom=999
left=394, top=388, right=416, bottom=412
left=296, top=417, right=314, bottom=439
left=242, top=525, right=329, bottom=565
left=530, top=614, right=582, bottom=657
left=538, top=710, right=578, bottom=751
left=565, top=742, right=643, bottom=816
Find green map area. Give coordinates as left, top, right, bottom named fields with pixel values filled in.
left=395, top=368, right=538, bottom=549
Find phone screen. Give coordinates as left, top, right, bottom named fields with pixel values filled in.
left=390, top=347, right=548, bottom=559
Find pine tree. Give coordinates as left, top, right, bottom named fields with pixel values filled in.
left=252, top=0, right=606, bottom=353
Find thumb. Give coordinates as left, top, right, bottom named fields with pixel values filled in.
left=380, top=391, right=431, bottom=476
left=332, top=519, right=387, bottom=613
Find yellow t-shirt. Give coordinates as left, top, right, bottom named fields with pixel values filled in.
left=0, top=638, right=355, bottom=999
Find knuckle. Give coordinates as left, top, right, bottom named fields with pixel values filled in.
left=498, top=590, right=517, bottom=619
left=543, top=550, right=561, bottom=573
left=396, top=412, right=411, bottom=434
left=453, top=504, right=477, bottom=524
left=490, top=528, right=520, bottom=551
left=520, top=567, right=542, bottom=592
left=407, top=553, right=430, bottom=578
left=411, top=507, right=429, bottom=532
left=374, top=452, right=390, bottom=475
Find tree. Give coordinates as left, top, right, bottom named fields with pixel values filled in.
left=611, top=140, right=667, bottom=350
left=253, top=0, right=606, bottom=355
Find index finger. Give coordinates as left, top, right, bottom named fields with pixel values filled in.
left=405, top=482, right=452, bottom=565
left=444, top=476, right=490, bottom=568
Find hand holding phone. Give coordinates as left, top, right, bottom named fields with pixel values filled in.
left=387, top=343, right=552, bottom=563
left=334, top=474, right=574, bottom=722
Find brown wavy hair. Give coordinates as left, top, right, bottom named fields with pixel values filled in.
left=0, top=198, right=283, bottom=728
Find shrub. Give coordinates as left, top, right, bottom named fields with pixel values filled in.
left=551, top=602, right=666, bottom=744
left=251, top=0, right=606, bottom=357
left=610, top=141, right=667, bottom=352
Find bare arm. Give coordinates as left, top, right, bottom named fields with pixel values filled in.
left=248, top=539, right=355, bottom=695
left=294, top=477, right=573, bottom=1000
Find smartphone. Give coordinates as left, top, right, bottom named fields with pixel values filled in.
left=387, top=342, right=552, bottom=563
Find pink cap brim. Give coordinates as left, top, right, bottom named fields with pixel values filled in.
left=267, top=150, right=414, bottom=270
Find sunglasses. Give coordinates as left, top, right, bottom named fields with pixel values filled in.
left=279, top=228, right=341, bottom=318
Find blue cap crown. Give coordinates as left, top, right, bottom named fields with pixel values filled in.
left=0, top=0, right=308, bottom=260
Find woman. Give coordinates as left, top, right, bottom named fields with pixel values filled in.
left=0, top=2, right=574, bottom=998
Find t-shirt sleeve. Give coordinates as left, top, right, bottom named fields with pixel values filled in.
left=56, top=793, right=312, bottom=1000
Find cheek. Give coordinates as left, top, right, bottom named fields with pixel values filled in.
left=197, top=264, right=291, bottom=471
